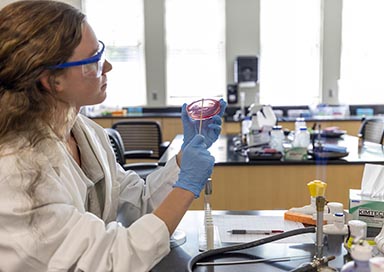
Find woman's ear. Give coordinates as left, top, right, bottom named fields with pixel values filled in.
left=39, top=71, right=64, bottom=92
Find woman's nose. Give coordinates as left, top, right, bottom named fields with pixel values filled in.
left=103, top=59, right=113, bottom=74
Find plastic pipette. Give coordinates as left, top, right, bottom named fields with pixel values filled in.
left=199, top=98, right=204, bottom=134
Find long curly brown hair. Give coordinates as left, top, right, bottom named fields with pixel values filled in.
left=0, top=0, right=86, bottom=149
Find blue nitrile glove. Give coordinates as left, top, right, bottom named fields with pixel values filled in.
left=181, top=98, right=227, bottom=150
left=173, top=135, right=215, bottom=198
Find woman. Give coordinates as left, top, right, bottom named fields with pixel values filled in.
left=0, top=1, right=226, bottom=271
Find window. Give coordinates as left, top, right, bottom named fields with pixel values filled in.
left=165, top=0, right=226, bottom=105
left=259, top=0, right=321, bottom=106
left=339, top=0, right=384, bottom=105
left=83, top=0, right=146, bottom=107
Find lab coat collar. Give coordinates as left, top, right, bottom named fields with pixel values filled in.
left=73, top=115, right=114, bottom=222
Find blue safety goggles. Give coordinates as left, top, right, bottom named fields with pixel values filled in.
left=49, top=40, right=105, bottom=78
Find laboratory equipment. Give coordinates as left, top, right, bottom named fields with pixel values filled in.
left=198, top=178, right=221, bottom=252
left=170, top=229, right=187, bottom=248
left=323, top=213, right=348, bottom=255
left=247, top=114, right=270, bottom=147
left=370, top=257, right=384, bottom=272
left=247, top=147, right=283, bottom=161
left=324, top=212, right=347, bottom=233
left=308, top=141, right=349, bottom=160
left=188, top=226, right=317, bottom=271
left=285, top=126, right=310, bottom=161
left=190, top=97, right=215, bottom=250
left=248, top=103, right=263, bottom=116
left=285, top=180, right=328, bottom=225
left=345, top=220, right=368, bottom=250
left=270, top=125, right=285, bottom=153
left=245, top=105, right=276, bottom=147
left=295, top=117, right=307, bottom=132
left=204, top=178, right=214, bottom=250
left=315, top=196, right=326, bottom=258
left=290, top=195, right=338, bottom=272
left=241, top=116, right=252, bottom=144
left=293, top=127, right=310, bottom=148
left=326, top=202, right=344, bottom=223
left=182, top=98, right=226, bottom=150
left=186, top=98, right=221, bottom=120
left=239, top=91, right=246, bottom=118
left=340, top=240, right=372, bottom=272
left=289, top=256, right=336, bottom=272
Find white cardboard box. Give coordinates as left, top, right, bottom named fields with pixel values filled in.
left=349, top=189, right=384, bottom=229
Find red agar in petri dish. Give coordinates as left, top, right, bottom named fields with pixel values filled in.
left=187, top=98, right=221, bottom=120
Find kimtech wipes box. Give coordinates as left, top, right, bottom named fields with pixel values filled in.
left=349, top=189, right=384, bottom=229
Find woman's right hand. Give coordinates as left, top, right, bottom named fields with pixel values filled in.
left=173, top=135, right=215, bottom=198
left=180, top=99, right=227, bottom=150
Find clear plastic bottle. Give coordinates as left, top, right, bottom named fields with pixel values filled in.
left=292, top=126, right=310, bottom=148
left=270, top=125, right=284, bottom=152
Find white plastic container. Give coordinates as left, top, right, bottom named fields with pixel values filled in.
left=247, top=115, right=270, bottom=147
left=241, top=117, right=252, bottom=136
left=348, top=220, right=367, bottom=240
left=241, top=116, right=252, bottom=144
left=270, top=125, right=284, bottom=152
left=370, top=257, right=384, bottom=272
left=341, top=240, right=372, bottom=272
left=295, top=117, right=306, bottom=132
left=292, top=126, right=310, bottom=148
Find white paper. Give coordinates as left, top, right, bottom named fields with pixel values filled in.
left=213, top=214, right=314, bottom=244
left=361, top=164, right=384, bottom=198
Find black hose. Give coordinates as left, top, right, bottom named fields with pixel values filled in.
left=186, top=226, right=316, bottom=272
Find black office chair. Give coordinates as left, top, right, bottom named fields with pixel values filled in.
left=105, top=128, right=162, bottom=180
left=358, top=118, right=384, bottom=145
left=112, top=121, right=170, bottom=159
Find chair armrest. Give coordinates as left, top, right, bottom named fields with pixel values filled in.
left=160, top=141, right=171, bottom=157
left=124, top=150, right=154, bottom=159
left=123, top=162, right=163, bottom=181
left=123, top=162, right=159, bottom=170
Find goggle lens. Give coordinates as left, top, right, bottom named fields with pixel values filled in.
left=49, top=40, right=106, bottom=78
left=82, top=54, right=105, bottom=78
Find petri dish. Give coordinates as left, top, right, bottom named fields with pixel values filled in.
left=187, top=98, right=221, bottom=120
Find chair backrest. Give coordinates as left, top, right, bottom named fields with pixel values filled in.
left=358, top=118, right=384, bottom=145
left=105, top=128, right=162, bottom=179
left=105, top=128, right=126, bottom=166
left=112, top=121, right=164, bottom=159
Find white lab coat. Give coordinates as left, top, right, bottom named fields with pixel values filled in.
left=0, top=114, right=180, bottom=272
